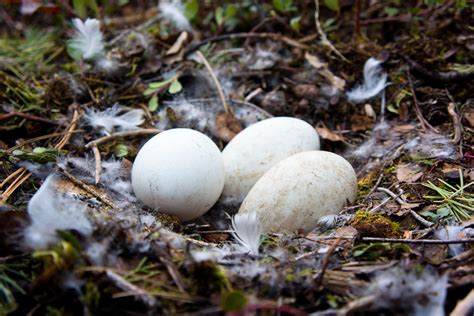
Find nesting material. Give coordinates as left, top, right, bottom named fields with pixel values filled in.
left=131, top=129, right=225, bottom=221
left=238, top=151, right=357, bottom=233
left=222, top=117, right=320, bottom=203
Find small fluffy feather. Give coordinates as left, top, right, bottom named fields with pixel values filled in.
left=365, top=266, right=448, bottom=316
left=25, top=174, right=92, bottom=249
left=347, top=57, right=388, bottom=103
left=69, top=18, right=105, bottom=60
left=231, top=212, right=263, bottom=256
left=434, top=225, right=465, bottom=256
left=405, top=132, right=457, bottom=159
left=159, top=0, right=191, bottom=31
left=83, top=104, right=145, bottom=135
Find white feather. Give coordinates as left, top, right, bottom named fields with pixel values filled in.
left=83, top=104, right=145, bottom=135
left=69, top=18, right=105, bottom=60
left=231, top=212, right=263, bottom=255
left=366, top=266, right=447, bottom=316
left=159, top=0, right=191, bottom=31
left=434, top=225, right=465, bottom=256
left=25, top=174, right=92, bottom=249
left=347, top=57, right=388, bottom=103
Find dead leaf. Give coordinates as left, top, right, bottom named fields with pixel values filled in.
left=165, top=31, right=188, bottom=56
left=464, top=108, right=474, bottom=127
left=305, top=52, right=346, bottom=90
left=316, top=126, right=344, bottom=142
left=396, top=163, right=423, bottom=183
left=364, top=104, right=376, bottom=119
left=293, top=84, right=319, bottom=98
left=350, top=114, right=375, bottom=132
left=214, top=112, right=242, bottom=142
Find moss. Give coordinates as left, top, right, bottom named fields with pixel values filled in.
left=357, top=172, right=378, bottom=198
left=351, top=211, right=402, bottom=238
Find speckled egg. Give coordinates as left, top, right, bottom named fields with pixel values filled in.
left=238, top=151, right=357, bottom=233
left=222, top=117, right=320, bottom=203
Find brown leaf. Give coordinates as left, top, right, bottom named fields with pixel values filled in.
left=396, top=163, right=423, bottom=183
left=316, top=126, right=344, bottom=142
left=464, top=108, right=474, bottom=127
left=214, top=112, right=242, bottom=142
left=293, top=84, right=319, bottom=98
left=350, top=114, right=375, bottom=132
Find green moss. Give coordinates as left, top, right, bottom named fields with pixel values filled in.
left=351, top=211, right=402, bottom=238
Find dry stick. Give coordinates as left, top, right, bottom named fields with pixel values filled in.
left=313, top=0, right=348, bottom=62
left=0, top=111, right=59, bottom=125
left=362, top=173, right=384, bottom=202
left=315, top=237, right=342, bottom=290
left=195, top=51, right=230, bottom=114
left=7, top=130, right=82, bottom=153
left=406, top=69, right=438, bottom=133
left=85, top=128, right=162, bottom=149
left=377, top=187, right=433, bottom=228
left=354, top=0, right=362, bottom=37
left=450, top=289, right=474, bottom=316
left=1, top=109, right=80, bottom=203
left=59, top=168, right=119, bottom=210
left=105, top=269, right=158, bottom=308
left=92, top=145, right=102, bottom=184
left=447, top=103, right=462, bottom=144
left=402, top=53, right=474, bottom=83
left=0, top=168, right=25, bottom=189
left=306, top=236, right=474, bottom=244
left=183, top=32, right=309, bottom=58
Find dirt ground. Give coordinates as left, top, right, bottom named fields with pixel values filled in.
left=0, top=1, right=473, bottom=315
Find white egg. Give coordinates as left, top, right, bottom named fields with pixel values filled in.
left=222, top=117, right=320, bottom=202
left=131, top=128, right=225, bottom=221
left=238, top=151, right=357, bottom=233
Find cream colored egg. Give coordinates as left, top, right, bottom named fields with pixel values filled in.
left=131, top=129, right=224, bottom=221
left=222, top=117, right=320, bottom=203
left=238, top=151, right=357, bottom=233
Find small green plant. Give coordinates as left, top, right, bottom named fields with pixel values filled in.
left=143, top=75, right=182, bottom=111
left=0, top=262, right=29, bottom=314
left=422, top=171, right=474, bottom=221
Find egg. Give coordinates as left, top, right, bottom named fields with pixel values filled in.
left=222, top=117, right=320, bottom=202
left=131, top=128, right=225, bottom=221
left=238, top=151, right=357, bottom=233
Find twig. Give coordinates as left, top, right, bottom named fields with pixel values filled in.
left=0, top=111, right=59, bottom=125
left=0, top=168, right=25, bottom=189
left=85, top=128, right=162, bottom=149
left=354, top=0, right=362, bottom=37
left=313, top=0, right=348, bottom=62
left=55, top=109, right=80, bottom=150
left=315, top=237, right=342, bottom=290
left=337, top=295, right=378, bottom=316
left=92, top=145, right=102, bottom=185
left=447, top=103, right=462, bottom=144
left=6, top=130, right=82, bottom=153
left=377, top=187, right=405, bottom=204
left=406, top=69, right=438, bottom=132
left=195, top=51, right=230, bottom=114
left=450, top=289, right=474, bottom=316
left=183, top=32, right=309, bottom=58
left=367, top=196, right=392, bottom=213
left=306, top=236, right=474, bottom=244
left=105, top=269, right=158, bottom=308
left=402, top=54, right=474, bottom=83
left=59, top=168, right=119, bottom=210
left=362, top=173, right=384, bottom=202
left=409, top=210, right=434, bottom=228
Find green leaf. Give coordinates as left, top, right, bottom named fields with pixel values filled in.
left=324, top=0, right=340, bottom=12
left=272, top=0, right=294, bottom=12
left=168, top=79, right=183, bottom=94
left=215, top=7, right=225, bottom=26
left=10, top=147, right=66, bottom=163
left=384, top=7, right=399, bottom=17
left=290, top=16, right=301, bottom=32
left=184, top=0, right=199, bottom=20
left=115, top=144, right=128, bottom=158
left=148, top=95, right=159, bottom=112
left=143, top=87, right=157, bottom=96
left=220, top=290, right=247, bottom=312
